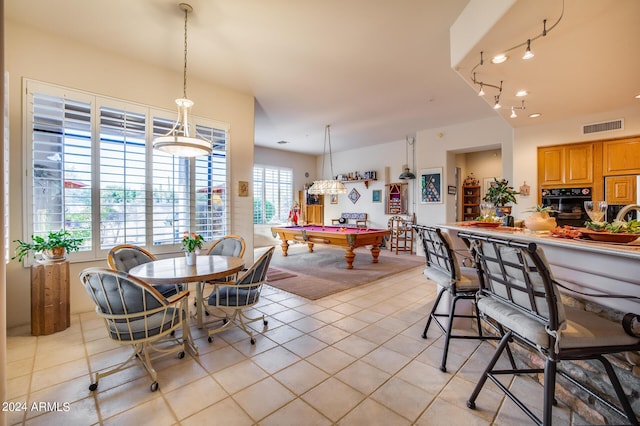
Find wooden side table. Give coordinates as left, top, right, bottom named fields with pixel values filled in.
left=31, top=259, right=71, bottom=335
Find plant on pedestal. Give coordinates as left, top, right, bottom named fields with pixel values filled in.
left=13, top=229, right=83, bottom=262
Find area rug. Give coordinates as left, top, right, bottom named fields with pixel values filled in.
left=264, top=244, right=424, bottom=300
left=266, top=268, right=297, bottom=282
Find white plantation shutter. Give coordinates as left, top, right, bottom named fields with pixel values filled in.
left=99, top=105, right=147, bottom=248
left=29, top=87, right=93, bottom=251
left=152, top=116, right=191, bottom=246
left=253, top=166, right=293, bottom=224
left=195, top=125, right=228, bottom=240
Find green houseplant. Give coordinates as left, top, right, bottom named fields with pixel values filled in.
left=482, top=178, right=519, bottom=215
left=13, top=229, right=83, bottom=262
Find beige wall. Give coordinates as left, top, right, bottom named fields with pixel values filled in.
left=4, top=21, right=255, bottom=328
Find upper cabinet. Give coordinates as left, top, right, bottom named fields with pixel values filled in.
left=603, top=137, right=640, bottom=176
left=538, top=142, right=595, bottom=187
left=605, top=175, right=637, bottom=205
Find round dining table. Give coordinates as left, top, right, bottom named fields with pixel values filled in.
left=129, top=255, right=245, bottom=336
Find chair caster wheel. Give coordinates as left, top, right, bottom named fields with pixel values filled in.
left=208, top=336, right=213, bottom=343
left=89, top=383, right=98, bottom=392
left=263, top=319, right=268, bottom=326
left=171, top=330, right=175, bottom=337
left=150, top=382, right=159, bottom=392
left=205, top=311, right=210, bottom=316
left=250, top=338, right=256, bottom=345
left=421, top=333, right=427, bottom=339
left=178, top=351, right=185, bottom=359
left=467, top=401, right=475, bottom=409
left=222, top=318, right=228, bottom=324
left=439, top=366, right=447, bottom=373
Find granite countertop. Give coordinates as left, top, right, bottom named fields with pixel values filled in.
left=440, top=223, right=640, bottom=260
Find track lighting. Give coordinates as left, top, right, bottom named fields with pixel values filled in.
left=491, top=54, right=508, bottom=64
left=468, top=1, right=565, bottom=118
left=509, top=100, right=526, bottom=118
left=523, top=39, right=534, bottom=60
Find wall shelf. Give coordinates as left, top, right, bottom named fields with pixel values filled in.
left=462, top=184, right=481, bottom=221
left=341, top=179, right=377, bottom=188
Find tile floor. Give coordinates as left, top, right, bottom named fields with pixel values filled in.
left=6, top=262, right=580, bottom=425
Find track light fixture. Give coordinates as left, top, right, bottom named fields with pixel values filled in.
left=522, top=39, right=534, bottom=60
left=493, top=96, right=501, bottom=110
left=509, top=100, right=526, bottom=118
left=468, top=1, right=564, bottom=117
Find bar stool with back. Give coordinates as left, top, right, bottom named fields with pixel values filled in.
left=459, top=232, right=640, bottom=425
left=414, top=225, right=511, bottom=372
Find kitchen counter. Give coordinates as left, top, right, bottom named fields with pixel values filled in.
left=440, top=223, right=640, bottom=314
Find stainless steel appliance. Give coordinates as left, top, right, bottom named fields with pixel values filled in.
left=541, top=187, right=592, bottom=227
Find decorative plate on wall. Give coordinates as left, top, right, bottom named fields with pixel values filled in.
left=348, top=188, right=360, bottom=204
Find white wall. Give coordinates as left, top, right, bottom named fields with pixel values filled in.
left=5, top=22, right=255, bottom=328
left=414, top=116, right=514, bottom=225
left=254, top=146, right=318, bottom=192
left=319, top=138, right=412, bottom=230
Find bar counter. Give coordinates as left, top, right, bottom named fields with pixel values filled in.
left=439, top=223, right=640, bottom=315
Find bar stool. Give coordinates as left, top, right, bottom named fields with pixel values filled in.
left=459, top=231, right=640, bottom=425
left=414, top=225, right=509, bottom=372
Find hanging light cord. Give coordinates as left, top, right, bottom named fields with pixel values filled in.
left=327, top=125, right=336, bottom=179
left=182, top=4, right=189, bottom=99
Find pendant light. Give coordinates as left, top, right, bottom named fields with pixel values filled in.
left=308, top=125, right=347, bottom=195
left=399, top=136, right=416, bottom=180
left=153, top=3, right=212, bottom=157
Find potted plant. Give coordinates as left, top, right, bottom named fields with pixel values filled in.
left=13, top=229, right=83, bottom=262
left=182, top=232, right=204, bottom=265
left=482, top=178, right=519, bottom=216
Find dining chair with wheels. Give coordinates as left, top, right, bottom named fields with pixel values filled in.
left=198, top=234, right=247, bottom=315
left=205, top=246, right=274, bottom=345
left=79, top=267, right=190, bottom=392
left=459, top=232, right=640, bottom=425
left=414, top=224, right=510, bottom=372
left=107, top=244, right=185, bottom=298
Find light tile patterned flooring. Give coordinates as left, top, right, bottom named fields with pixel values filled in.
left=6, top=261, right=577, bottom=425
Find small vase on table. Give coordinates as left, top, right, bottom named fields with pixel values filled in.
left=185, top=251, right=196, bottom=266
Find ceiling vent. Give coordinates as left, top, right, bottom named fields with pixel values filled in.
left=582, top=119, right=623, bottom=135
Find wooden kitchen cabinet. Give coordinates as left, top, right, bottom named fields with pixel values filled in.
left=605, top=175, right=637, bottom=205
left=538, top=142, right=596, bottom=187
left=298, top=191, right=324, bottom=224
left=603, top=137, right=640, bottom=176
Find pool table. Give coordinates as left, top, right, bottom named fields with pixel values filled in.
left=270, top=225, right=390, bottom=269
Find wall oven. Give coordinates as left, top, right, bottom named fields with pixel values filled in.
left=541, top=187, right=592, bottom=227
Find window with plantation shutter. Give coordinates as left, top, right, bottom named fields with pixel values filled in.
left=195, top=125, right=228, bottom=240
left=253, top=166, right=293, bottom=224
left=99, top=105, right=147, bottom=248
left=24, top=79, right=228, bottom=262
left=29, top=90, right=93, bottom=250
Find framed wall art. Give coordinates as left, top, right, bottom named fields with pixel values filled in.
left=420, top=168, right=442, bottom=203
left=372, top=189, right=381, bottom=203
left=238, top=180, right=249, bottom=197
left=330, top=194, right=338, bottom=204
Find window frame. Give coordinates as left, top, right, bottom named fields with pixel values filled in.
left=253, top=164, right=294, bottom=225
left=22, top=79, right=230, bottom=263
